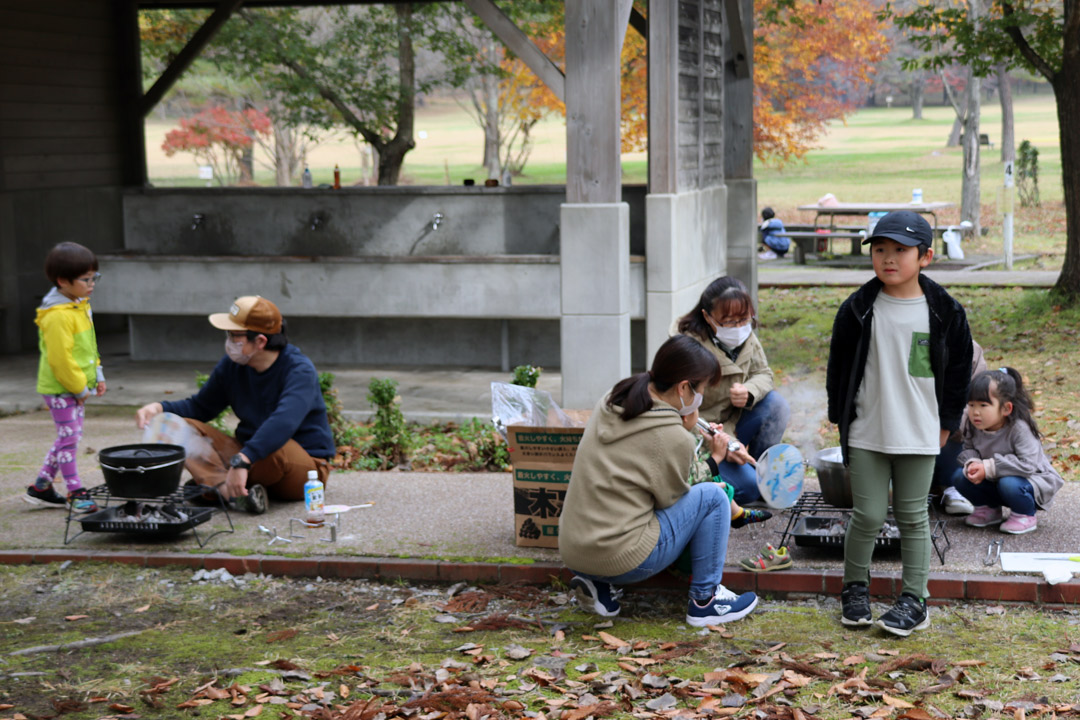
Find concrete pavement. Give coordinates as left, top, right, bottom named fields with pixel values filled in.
left=0, top=263, right=1074, bottom=602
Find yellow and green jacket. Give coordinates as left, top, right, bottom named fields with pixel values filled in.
left=35, top=288, right=103, bottom=398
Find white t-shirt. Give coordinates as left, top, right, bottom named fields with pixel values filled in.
left=848, top=292, right=939, bottom=455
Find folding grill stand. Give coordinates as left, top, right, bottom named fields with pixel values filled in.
left=776, top=491, right=950, bottom=564
left=64, top=483, right=235, bottom=548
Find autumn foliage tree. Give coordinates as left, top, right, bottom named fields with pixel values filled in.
left=754, top=0, right=889, bottom=163
left=162, top=106, right=272, bottom=186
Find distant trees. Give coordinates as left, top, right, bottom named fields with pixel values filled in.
left=894, top=0, right=1080, bottom=301
left=753, top=0, right=889, bottom=163
left=161, top=106, right=271, bottom=186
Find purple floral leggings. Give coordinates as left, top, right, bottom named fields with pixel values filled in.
left=37, top=394, right=85, bottom=493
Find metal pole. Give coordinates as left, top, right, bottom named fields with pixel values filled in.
left=1003, top=161, right=1015, bottom=270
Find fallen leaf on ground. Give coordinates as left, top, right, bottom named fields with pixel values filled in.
left=64, top=614, right=89, bottom=621
left=134, top=604, right=150, bottom=613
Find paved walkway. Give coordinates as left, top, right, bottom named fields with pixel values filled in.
left=0, top=265, right=1072, bottom=602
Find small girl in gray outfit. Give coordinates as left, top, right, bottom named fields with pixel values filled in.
left=954, top=367, right=1063, bottom=535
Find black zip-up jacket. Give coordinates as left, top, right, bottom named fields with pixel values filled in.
left=826, top=274, right=973, bottom=465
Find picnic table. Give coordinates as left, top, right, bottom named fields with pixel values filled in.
left=798, top=201, right=957, bottom=256
left=774, top=230, right=866, bottom=265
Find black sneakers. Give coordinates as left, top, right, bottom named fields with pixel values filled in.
left=731, top=507, right=773, bottom=528
left=570, top=576, right=622, bottom=617
left=877, top=593, right=930, bottom=637
left=24, top=483, right=67, bottom=508
left=840, top=582, right=873, bottom=626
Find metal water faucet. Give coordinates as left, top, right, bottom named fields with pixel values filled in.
left=432, top=212, right=444, bottom=230
left=191, top=213, right=204, bottom=230
left=310, top=213, right=323, bottom=231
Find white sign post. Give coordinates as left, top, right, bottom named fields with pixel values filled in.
left=198, top=164, right=213, bottom=188
left=1003, top=161, right=1015, bottom=270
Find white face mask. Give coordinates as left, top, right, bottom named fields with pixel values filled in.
left=225, top=338, right=255, bottom=366
left=714, top=323, right=752, bottom=349
left=678, top=387, right=704, bottom=417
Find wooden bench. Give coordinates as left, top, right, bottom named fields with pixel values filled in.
left=959, top=133, right=994, bottom=149
left=773, top=231, right=866, bottom=264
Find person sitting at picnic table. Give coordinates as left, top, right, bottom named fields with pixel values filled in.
left=759, top=207, right=789, bottom=260
left=134, top=295, right=334, bottom=514
left=673, top=276, right=791, bottom=505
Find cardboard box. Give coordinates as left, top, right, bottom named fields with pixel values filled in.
left=507, top=424, right=585, bottom=549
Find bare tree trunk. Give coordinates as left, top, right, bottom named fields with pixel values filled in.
left=376, top=3, right=418, bottom=185
left=273, top=122, right=296, bottom=186
left=484, top=80, right=500, bottom=179
left=960, top=73, right=981, bottom=235
left=911, top=75, right=925, bottom=120
left=946, top=113, right=963, bottom=147
left=1051, top=64, right=1080, bottom=299
left=997, top=64, right=1015, bottom=165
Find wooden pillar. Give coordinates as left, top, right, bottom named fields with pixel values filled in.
left=723, top=0, right=758, bottom=301
left=560, top=0, right=631, bottom=408
left=644, top=0, right=729, bottom=363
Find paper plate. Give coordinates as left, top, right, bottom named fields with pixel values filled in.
left=755, top=443, right=805, bottom=509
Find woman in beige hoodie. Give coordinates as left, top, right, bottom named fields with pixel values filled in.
left=559, top=335, right=759, bottom=627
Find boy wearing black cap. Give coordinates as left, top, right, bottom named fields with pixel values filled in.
left=826, top=210, right=972, bottom=636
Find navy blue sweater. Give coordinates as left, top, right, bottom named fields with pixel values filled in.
left=163, top=344, right=335, bottom=462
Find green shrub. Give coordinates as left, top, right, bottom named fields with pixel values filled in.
left=1017, top=140, right=1040, bottom=208
left=510, top=364, right=542, bottom=388
left=318, top=371, right=353, bottom=448
left=366, top=378, right=412, bottom=469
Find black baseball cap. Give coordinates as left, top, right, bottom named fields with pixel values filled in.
left=862, top=210, right=933, bottom=247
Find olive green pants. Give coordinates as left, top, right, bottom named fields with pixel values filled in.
left=843, top=448, right=936, bottom=599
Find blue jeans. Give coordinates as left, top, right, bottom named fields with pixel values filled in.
left=952, top=469, right=1036, bottom=516
left=576, top=483, right=731, bottom=601
left=932, top=438, right=963, bottom=489
left=718, top=390, right=790, bottom=504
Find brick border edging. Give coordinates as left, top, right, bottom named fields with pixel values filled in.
left=2, top=550, right=1076, bottom=605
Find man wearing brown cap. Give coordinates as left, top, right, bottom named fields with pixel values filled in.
left=135, top=296, right=335, bottom=513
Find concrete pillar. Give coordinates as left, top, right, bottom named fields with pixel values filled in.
left=644, top=188, right=728, bottom=362
left=561, top=1, right=631, bottom=409
left=560, top=203, right=631, bottom=409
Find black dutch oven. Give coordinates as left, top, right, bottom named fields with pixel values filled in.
left=98, top=444, right=186, bottom=498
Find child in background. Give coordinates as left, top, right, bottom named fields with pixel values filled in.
left=827, top=210, right=972, bottom=637
left=955, top=368, right=1063, bottom=535
left=24, top=242, right=106, bottom=513
left=759, top=207, right=789, bottom=260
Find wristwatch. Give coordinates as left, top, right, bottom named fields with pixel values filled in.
left=727, top=440, right=742, bottom=454
left=229, top=453, right=252, bottom=470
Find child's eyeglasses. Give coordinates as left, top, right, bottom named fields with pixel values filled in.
left=77, top=273, right=102, bottom=285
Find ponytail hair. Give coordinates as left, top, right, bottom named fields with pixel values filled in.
left=607, top=335, right=721, bottom=420
left=965, top=366, right=1040, bottom=439
left=676, top=276, right=756, bottom=340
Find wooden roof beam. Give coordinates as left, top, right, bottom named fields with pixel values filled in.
left=139, top=0, right=245, bottom=116
left=461, top=0, right=565, bottom=103
left=724, top=0, right=750, bottom=79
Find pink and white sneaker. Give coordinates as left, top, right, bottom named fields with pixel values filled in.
left=1000, top=513, right=1037, bottom=535
left=965, top=505, right=1004, bottom=528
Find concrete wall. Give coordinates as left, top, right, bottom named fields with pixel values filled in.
left=92, top=254, right=649, bottom=370
left=122, top=185, right=648, bottom=257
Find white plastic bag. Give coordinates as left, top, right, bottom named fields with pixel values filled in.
left=942, top=228, right=964, bottom=259
left=490, top=382, right=573, bottom=439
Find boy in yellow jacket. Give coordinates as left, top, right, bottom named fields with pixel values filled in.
left=25, top=242, right=106, bottom=513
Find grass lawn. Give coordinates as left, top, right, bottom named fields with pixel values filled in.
left=4, top=562, right=1080, bottom=720
left=146, top=93, right=1065, bottom=260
